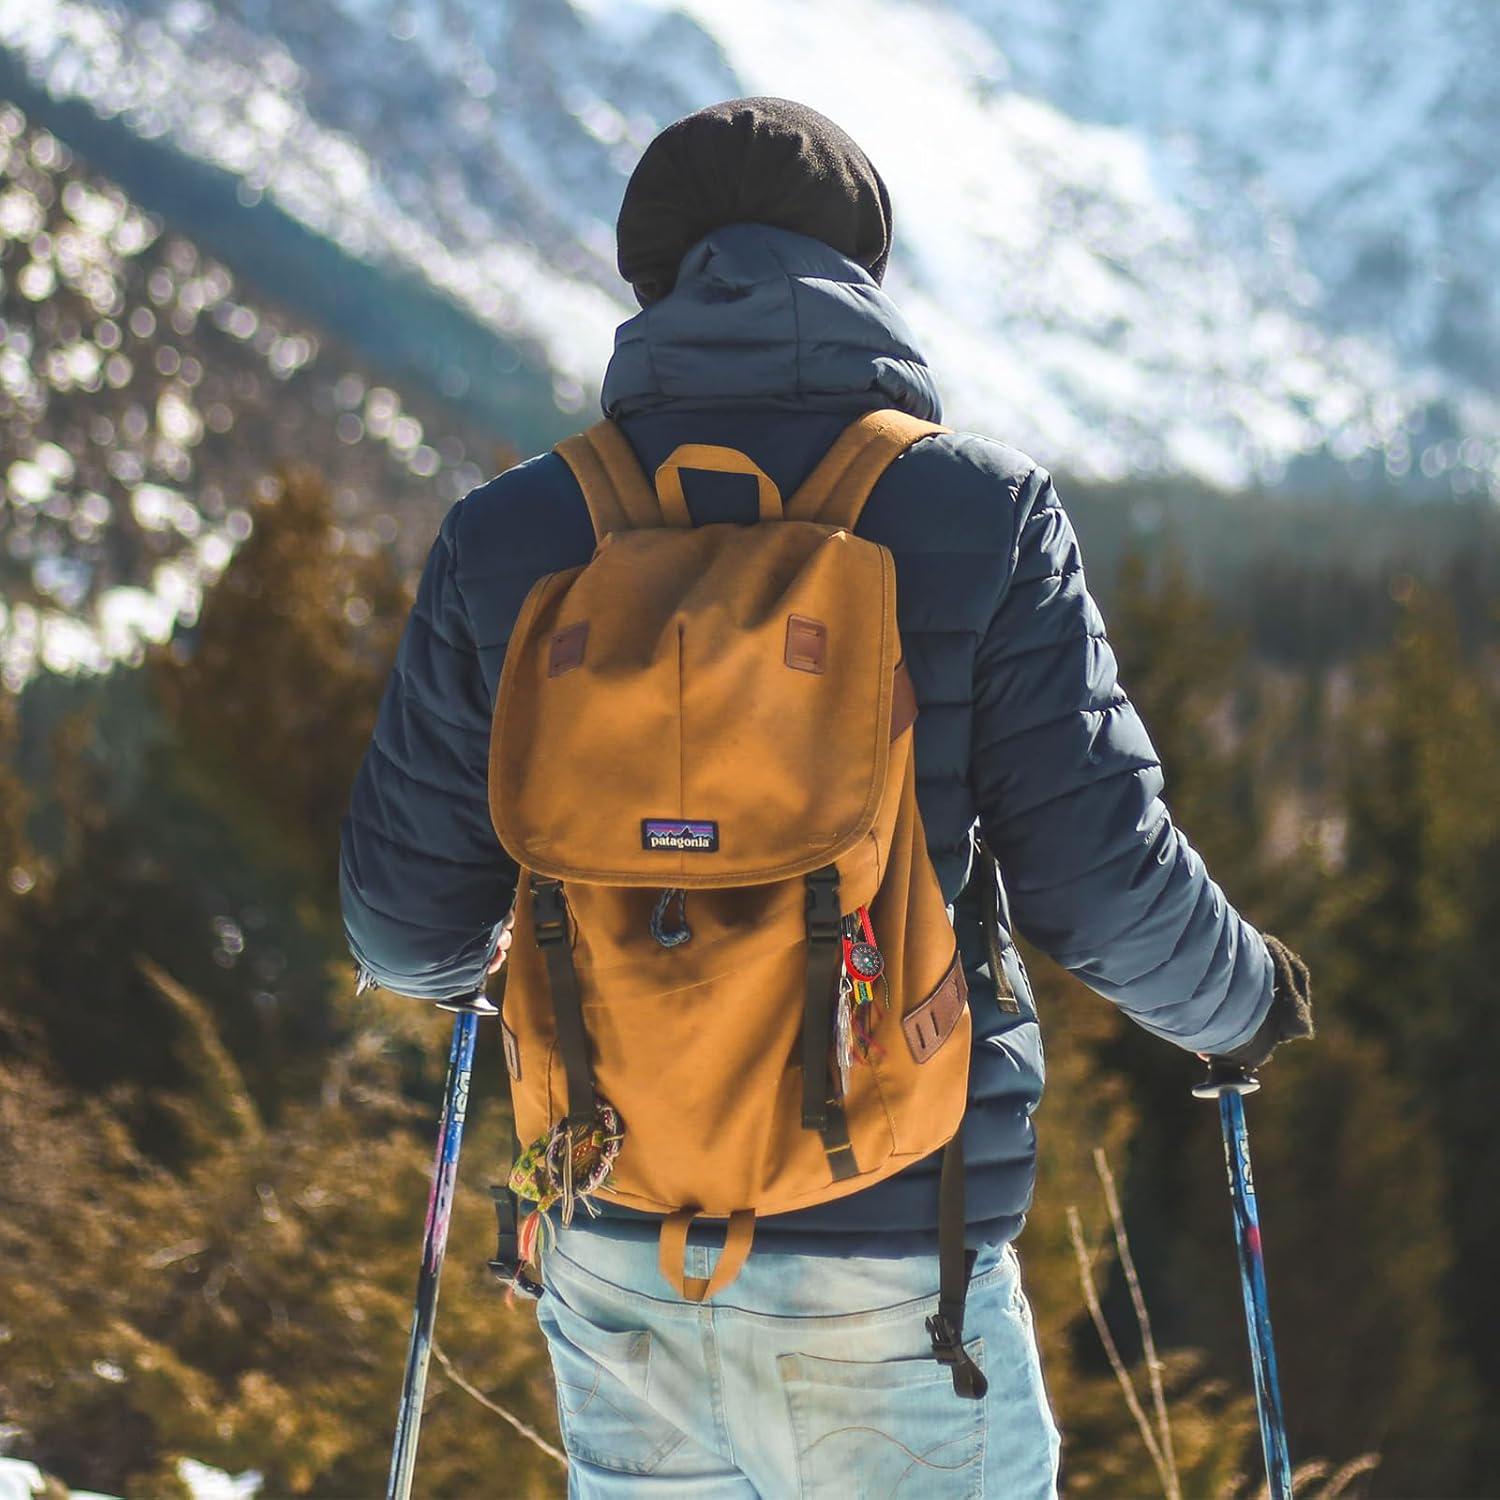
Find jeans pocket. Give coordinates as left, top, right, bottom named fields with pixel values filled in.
left=537, top=1287, right=683, bottom=1476
left=777, top=1341, right=986, bottom=1499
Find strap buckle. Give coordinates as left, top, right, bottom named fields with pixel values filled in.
left=486, top=1183, right=544, bottom=1301
left=926, top=1312, right=989, bottom=1400
left=926, top=1311, right=964, bottom=1364
left=529, top=875, right=568, bottom=946
left=804, top=867, right=842, bottom=940
left=487, top=1256, right=545, bottom=1300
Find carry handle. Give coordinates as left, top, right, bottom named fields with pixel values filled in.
left=654, top=444, right=783, bottom=526
left=657, top=1209, right=756, bottom=1301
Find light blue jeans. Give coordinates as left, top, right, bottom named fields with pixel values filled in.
left=534, top=1224, right=1061, bottom=1498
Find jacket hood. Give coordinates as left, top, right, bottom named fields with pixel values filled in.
left=601, top=223, right=941, bottom=422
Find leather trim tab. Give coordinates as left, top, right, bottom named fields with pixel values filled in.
left=786, top=614, right=828, bottom=674
left=501, top=1019, right=521, bottom=1081
left=890, top=659, right=917, bottom=741
left=902, top=953, right=968, bottom=1064
left=548, top=621, right=588, bottom=676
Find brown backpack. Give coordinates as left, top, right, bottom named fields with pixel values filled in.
left=487, top=408, right=988, bottom=1397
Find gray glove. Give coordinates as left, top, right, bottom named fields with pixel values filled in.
left=1217, top=935, right=1313, bottom=1070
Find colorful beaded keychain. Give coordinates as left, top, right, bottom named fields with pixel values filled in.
left=508, top=1100, right=624, bottom=1269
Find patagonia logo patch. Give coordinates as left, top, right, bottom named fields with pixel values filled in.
left=642, top=819, right=719, bottom=853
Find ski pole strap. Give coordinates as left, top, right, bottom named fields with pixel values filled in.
left=530, top=874, right=596, bottom=1126
left=927, top=1132, right=989, bottom=1400
left=801, top=866, right=842, bottom=1132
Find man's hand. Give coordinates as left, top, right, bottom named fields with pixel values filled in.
left=487, top=910, right=516, bottom=975
left=1201, top=934, right=1312, bottom=1069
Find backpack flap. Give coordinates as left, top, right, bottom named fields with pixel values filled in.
left=489, top=519, right=899, bottom=887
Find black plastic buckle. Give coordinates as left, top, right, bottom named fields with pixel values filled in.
left=529, top=875, right=568, bottom=946
left=926, top=1311, right=962, bottom=1364
left=805, top=867, right=842, bottom=940
left=926, top=1312, right=989, bottom=1400
left=488, top=1255, right=545, bottom=1300
left=487, top=1183, right=544, bottom=1300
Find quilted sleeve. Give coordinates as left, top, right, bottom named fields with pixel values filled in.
left=339, top=503, right=518, bottom=1002
left=970, top=468, right=1274, bottom=1054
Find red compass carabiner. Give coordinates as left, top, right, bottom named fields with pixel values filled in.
left=842, top=905, right=884, bottom=982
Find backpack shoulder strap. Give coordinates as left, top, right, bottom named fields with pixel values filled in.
left=785, top=409, right=951, bottom=529
left=557, top=409, right=949, bottom=541
left=554, top=419, right=664, bottom=542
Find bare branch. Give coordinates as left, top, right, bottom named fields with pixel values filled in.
left=1094, top=1147, right=1180, bottom=1500
left=1066, top=1203, right=1174, bottom=1497
left=1321, top=1453, right=1381, bottom=1498
left=431, top=1341, right=568, bottom=1469
left=1285, top=1458, right=1330, bottom=1497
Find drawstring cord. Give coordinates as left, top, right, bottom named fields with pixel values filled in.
left=650, top=888, right=691, bottom=947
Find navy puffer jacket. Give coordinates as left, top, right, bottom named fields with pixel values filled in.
left=340, top=224, right=1273, bottom=1255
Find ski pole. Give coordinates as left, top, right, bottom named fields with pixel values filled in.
left=388, top=992, right=496, bottom=1500
left=1193, top=1061, right=1293, bottom=1500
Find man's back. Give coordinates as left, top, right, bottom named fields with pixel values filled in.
left=341, top=97, right=1313, bottom=1498
left=340, top=222, right=1273, bottom=1258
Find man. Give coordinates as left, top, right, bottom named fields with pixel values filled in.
left=341, top=98, right=1311, bottom=1498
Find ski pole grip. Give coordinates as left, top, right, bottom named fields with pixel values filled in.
left=1192, top=1060, right=1261, bottom=1099
left=435, top=991, right=498, bottom=1016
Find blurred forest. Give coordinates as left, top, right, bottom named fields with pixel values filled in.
left=2, top=453, right=1498, bottom=1498
left=4, top=93, right=1500, bottom=1500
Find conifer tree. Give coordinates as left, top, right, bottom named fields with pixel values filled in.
left=1319, top=590, right=1500, bottom=1484
left=1101, top=562, right=1481, bottom=1496
left=154, top=466, right=406, bottom=892
left=2, top=469, right=562, bottom=1494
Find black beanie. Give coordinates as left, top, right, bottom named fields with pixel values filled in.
left=616, top=97, right=893, bottom=308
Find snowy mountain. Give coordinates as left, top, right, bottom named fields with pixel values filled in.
left=1, top=0, right=1497, bottom=494
left=953, top=0, right=1500, bottom=388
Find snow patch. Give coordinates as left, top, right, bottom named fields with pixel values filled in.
left=177, top=1458, right=262, bottom=1500
left=0, top=1456, right=261, bottom=1500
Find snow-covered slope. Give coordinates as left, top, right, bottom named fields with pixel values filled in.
left=955, top=0, right=1500, bottom=386
left=1, top=0, right=1496, bottom=493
